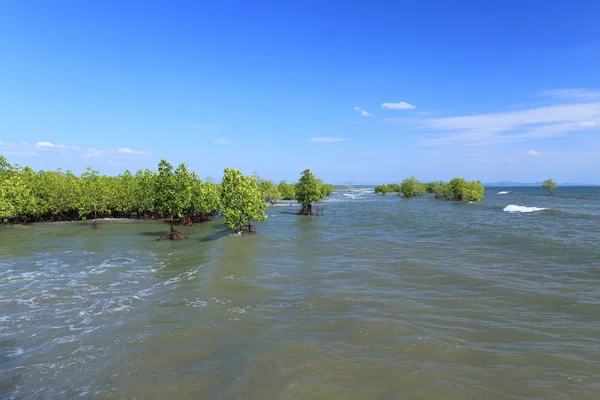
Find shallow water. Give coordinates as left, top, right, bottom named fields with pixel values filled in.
left=1, top=187, right=600, bottom=399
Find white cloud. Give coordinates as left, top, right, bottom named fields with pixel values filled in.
left=213, top=138, right=230, bottom=144
left=117, top=147, right=149, bottom=155
left=382, top=102, right=416, bottom=110
left=528, top=150, right=542, bottom=156
left=419, top=102, right=600, bottom=146
left=35, top=141, right=79, bottom=149
left=539, top=88, right=600, bottom=99
left=308, top=137, right=348, bottom=143
left=354, top=106, right=373, bottom=117
left=3, top=140, right=150, bottom=160
left=82, top=149, right=104, bottom=158
left=424, top=103, right=600, bottom=131
left=82, top=147, right=150, bottom=159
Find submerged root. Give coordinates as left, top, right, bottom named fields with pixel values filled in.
left=157, top=226, right=186, bottom=241
left=91, top=221, right=98, bottom=229
left=233, top=225, right=256, bottom=235
left=178, top=217, right=193, bottom=227
left=298, top=204, right=323, bottom=216
left=298, top=205, right=312, bottom=215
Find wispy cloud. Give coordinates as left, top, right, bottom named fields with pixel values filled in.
left=2, top=140, right=150, bottom=160
left=382, top=101, right=416, bottom=110
left=539, top=88, right=600, bottom=100
left=35, top=141, right=79, bottom=150
left=82, top=147, right=151, bottom=159
left=82, top=149, right=104, bottom=159
left=213, top=138, right=230, bottom=144
left=308, top=137, right=348, bottom=143
left=419, top=102, right=600, bottom=146
left=528, top=150, right=542, bottom=156
left=117, top=147, right=149, bottom=155
left=354, top=106, right=373, bottom=117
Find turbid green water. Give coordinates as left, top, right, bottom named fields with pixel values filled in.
left=2, top=187, right=600, bottom=399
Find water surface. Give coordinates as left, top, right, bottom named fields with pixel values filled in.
left=1, top=187, right=600, bottom=399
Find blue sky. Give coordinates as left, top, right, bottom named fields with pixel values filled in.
left=1, top=1, right=599, bottom=184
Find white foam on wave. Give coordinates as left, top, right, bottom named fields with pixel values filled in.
left=8, top=347, right=24, bottom=357
left=268, top=202, right=296, bottom=207
left=186, top=299, right=208, bottom=308
left=503, top=204, right=549, bottom=213
left=497, top=191, right=510, bottom=194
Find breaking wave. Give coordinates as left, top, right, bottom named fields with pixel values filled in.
left=503, top=204, right=549, bottom=213
left=497, top=191, right=510, bottom=195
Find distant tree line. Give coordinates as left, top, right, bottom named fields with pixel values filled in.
left=0, top=156, right=333, bottom=235
left=375, top=177, right=485, bottom=201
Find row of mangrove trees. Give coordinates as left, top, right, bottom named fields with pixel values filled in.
left=0, top=156, right=334, bottom=236
left=374, top=177, right=485, bottom=201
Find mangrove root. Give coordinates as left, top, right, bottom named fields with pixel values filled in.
left=179, top=217, right=193, bottom=227
left=157, top=226, right=186, bottom=241
left=298, top=204, right=323, bottom=216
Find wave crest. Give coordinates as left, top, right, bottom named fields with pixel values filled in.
left=503, top=205, right=549, bottom=213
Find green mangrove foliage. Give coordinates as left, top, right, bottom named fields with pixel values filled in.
left=374, top=184, right=391, bottom=195
left=277, top=181, right=296, bottom=200
left=152, top=161, right=196, bottom=239
left=77, top=167, right=112, bottom=228
left=0, top=157, right=221, bottom=229
left=442, top=178, right=485, bottom=201
left=0, top=158, right=36, bottom=222
left=319, top=181, right=335, bottom=197
left=0, top=156, right=336, bottom=228
left=254, top=175, right=281, bottom=205
left=374, top=183, right=401, bottom=195
left=375, top=177, right=485, bottom=201
left=296, top=169, right=323, bottom=215
left=542, top=178, right=557, bottom=194
left=276, top=178, right=332, bottom=203
left=424, top=181, right=447, bottom=199
left=388, top=183, right=401, bottom=193
left=221, top=168, right=267, bottom=232
left=400, top=177, right=425, bottom=198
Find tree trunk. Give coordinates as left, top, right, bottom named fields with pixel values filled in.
left=91, top=204, right=98, bottom=228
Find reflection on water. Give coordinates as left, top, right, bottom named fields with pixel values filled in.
left=1, top=187, right=600, bottom=399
